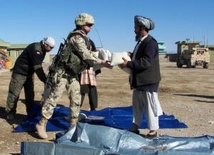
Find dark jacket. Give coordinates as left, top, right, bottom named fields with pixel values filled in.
left=12, top=41, right=47, bottom=83
left=127, top=35, right=161, bottom=91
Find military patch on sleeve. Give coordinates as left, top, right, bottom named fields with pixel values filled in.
left=76, top=34, right=81, bottom=39
left=75, top=35, right=85, bottom=44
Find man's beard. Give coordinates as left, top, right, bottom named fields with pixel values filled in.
left=135, top=33, right=141, bottom=42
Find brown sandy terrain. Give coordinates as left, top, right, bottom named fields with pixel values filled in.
left=0, top=58, right=214, bottom=154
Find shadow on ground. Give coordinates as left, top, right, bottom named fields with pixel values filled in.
left=0, top=106, right=26, bottom=125
left=174, top=93, right=214, bottom=103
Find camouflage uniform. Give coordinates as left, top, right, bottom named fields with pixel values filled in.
left=36, top=13, right=107, bottom=139
left=41, top=30, right=102, bottom=121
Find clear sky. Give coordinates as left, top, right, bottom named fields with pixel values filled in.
left=0, top=0, right=213, bottom=54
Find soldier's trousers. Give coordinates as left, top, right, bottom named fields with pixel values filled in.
left=41, top=77, right=81, bottom=120
left=6, top=73, right=34, bottom=115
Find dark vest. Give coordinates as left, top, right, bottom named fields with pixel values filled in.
left=13, top=42, right=45, bottom=76
left=131, top=35, right=161, bottom=88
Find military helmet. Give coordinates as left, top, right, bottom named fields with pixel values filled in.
left=134, top=15, right=155, bottom=30
left=75, top=13, right=95, bottom=26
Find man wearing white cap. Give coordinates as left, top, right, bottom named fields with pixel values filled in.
left=119, top=15, right=163, bottom=138
left=5, top=37, right=55, bottom=120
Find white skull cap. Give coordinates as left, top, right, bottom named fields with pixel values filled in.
left=43, top=37, right=55, bottom=48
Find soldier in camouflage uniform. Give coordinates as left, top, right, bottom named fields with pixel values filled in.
left=5, top=37, right=55, bottom=120
left=36, top=13, right=111, bottom=139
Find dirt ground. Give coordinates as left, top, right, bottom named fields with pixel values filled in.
left=0, top=58, right=214, bottom=154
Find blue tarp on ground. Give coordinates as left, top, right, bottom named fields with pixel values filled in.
left=21, top=123, right=214, bottom=155
left=14, top=104, right=187, bottom=132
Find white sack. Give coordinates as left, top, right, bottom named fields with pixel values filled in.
left=96, top=48, right=112, bottom=61
left=93, top=48, right=112, bottom=71
left=110, top=51, right=131, bottom=74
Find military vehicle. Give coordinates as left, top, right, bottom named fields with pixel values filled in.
left=175, top=41, right=210, bottom=68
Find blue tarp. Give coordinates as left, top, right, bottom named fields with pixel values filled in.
left=21, top=123, right=214, bottom=155
left=14, top=104, right=187, bottom=132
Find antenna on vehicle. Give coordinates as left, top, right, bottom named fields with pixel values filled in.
left=192, top=27, right=195, bottom=42
left=203, top=34, right=206, bottom=47
left=203, top=28, right=208, bottom=48
left=206, top=29, right=208, bottom=47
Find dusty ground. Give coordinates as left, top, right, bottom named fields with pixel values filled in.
left=0, top=58, right=214, bottom=154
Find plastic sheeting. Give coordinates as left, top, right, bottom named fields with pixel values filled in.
left=14, top=105, right=187, bottom=132
left=21, top=123, right=214, bottom=155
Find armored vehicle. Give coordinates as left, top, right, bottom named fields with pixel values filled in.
left=175, top=41, right=210, bottom=68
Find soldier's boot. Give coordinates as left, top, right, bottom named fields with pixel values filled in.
left=36, top=117, right=48, bottom=139
left=5, top=107, right=16, bottom=121
left=6, top=111, right=15, bottom=121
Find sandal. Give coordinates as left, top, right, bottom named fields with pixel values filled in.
left=145, top=131, right=158, bottom=139
left=130, top=130, right=149, bottom=138
left=130, top=130, right=140, bottom=134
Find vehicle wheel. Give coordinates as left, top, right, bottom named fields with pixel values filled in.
left=176, top=60, right=182, bottom=68
left=192, top=62, right=196, bottom=68
left=203, top=63, right=209, bottom=69
left=186, top=60, right=191, bottom=68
